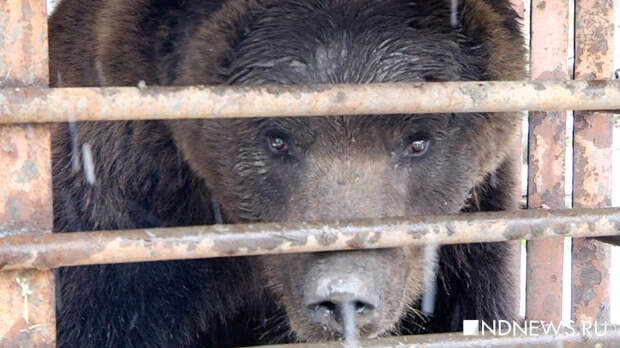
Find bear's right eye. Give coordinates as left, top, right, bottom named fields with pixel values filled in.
left=403, top=133, right=431, bottom=158
left=266, top=131, right=291, bottom=155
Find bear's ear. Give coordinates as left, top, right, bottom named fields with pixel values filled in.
left=177, top=0, right=270, bottom=86
left=456, top=0, right=528, bottom=81
left=593, top=236, right=620, bottom=246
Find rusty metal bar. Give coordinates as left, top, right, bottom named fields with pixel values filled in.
left=506, top=0, right=524, bottom=318
left=0, top=0, right=56, bottom=346
left=1, top=208, right=619, bottom=271
left=1, top=80, right=620, bottom=124
left=571, top=0, right=615, bottom=325
left=255, top=329, right=620, bottom=348
left=525, top=0, right=570, bottom=324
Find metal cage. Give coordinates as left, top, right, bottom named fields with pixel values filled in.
left=1, top=0, right=619, bottom=346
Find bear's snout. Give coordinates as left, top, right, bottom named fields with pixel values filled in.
left=304, top=274, right=379, bottom=335
left=295, top=249, right=397, bottom=339
left=261, top=247, right=425, bottom=341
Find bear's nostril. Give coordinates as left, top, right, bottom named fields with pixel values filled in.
left=307, top=298, right=376, bottom=316
left=311, top=301, right=337, bottom=313
left=306, top=297, right=378, bottom=335
left=304, top=273, right=380, bottom=335
left=353, top=300, right=374, bottom=314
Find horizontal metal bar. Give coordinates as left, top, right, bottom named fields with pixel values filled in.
left=1, top=80, right=620, bottom=124
left=1, top=208, right=619, bottom=270
left=254, top=330, right=620, bottom=348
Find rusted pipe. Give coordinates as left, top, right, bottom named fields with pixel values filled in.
left=1, top=208, right=619, bottom=271
left=1, top=80, right=620, bottom=124
left=255, top=329, right=620, bottom=348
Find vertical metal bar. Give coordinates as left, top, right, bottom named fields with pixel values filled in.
left=572, top=0, right=614, bottom=324
left=0, top=0, right=55, bottom=347
left=526, top=0, right=569, bottom=323
left=510, top=0, right=526, bottom=318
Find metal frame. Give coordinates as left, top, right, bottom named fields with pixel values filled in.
left=1, top=80, right=620, bottom=123
left=571, top=0, right=615, bottom=324
left=1, top=207, right=619, bottom=271
left=0, top=0, right=55, bottom=346
left=256, top=329, right=620, bottom=348
left=0, top=0, right=618, bottom=347
left=525, top=0, right=570, bottom=323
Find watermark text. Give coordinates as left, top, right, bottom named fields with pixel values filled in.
left=463, top=320, right=612, bottom=336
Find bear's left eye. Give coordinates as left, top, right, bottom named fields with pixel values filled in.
left=266, top=131, right=291, bottom=155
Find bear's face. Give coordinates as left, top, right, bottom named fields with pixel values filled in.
left=182, top=115, right=481, bottom=221
left=167, top=0, right=521, bottom=341
left=169, top=113, right=490, bottom=339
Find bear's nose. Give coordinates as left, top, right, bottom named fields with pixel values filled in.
left=305, top=277, right=379, bottom=335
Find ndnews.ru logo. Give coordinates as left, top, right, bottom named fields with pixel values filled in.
left=463, top=320, right=612, bottom=336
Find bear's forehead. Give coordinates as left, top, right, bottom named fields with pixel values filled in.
left=225, top=1, right=474, bottom=86
left=229, top=34, right=463, bottom=86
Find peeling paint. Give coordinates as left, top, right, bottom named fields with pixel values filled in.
left=526, top=0, right=570, bottom=323
left=14, top=160, right=39, bottom=183
left=16, top=277, right=33, bottom=325
left=0, top=1, right=55, bottom=347
left=1, top=80, right=620, bottom=124
left=0, top=208, right=619, bottom=271
left=572, top=0, right=615, bottom=325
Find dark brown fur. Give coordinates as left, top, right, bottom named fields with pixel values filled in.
left=50, top=0, right=527, bottom=347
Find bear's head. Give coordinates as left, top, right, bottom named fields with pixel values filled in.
left=167, top=0, right=525, bottom=341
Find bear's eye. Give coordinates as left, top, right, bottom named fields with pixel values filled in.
left=404, top=136, right=430, bottom=157
left=266, top=131, right=290, bottom=155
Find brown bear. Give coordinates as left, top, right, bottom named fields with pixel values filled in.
left=49, top=0, right=526, bottom=347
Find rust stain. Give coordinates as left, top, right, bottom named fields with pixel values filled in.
left=526, top=0, right=569, bottom=324
left=0, top=1, right=55, bottom=347
left=0, top=0, right=49, bottom=87
left=574, top=0, right=614, bottom=80
left=2, top=80, right=620, bottom=124
left=527, top=111, right=566, bottom=209
left=0, top=271, right=55, bottom=348
left=259, top=329, right=620, bottom=347
left=0, top=126, right=52, bottom=236
left=0, top=208, right=618, bottom=271
left=572, top=239, right=611, bottom=323
left=571, top=0, right=614, bottom=325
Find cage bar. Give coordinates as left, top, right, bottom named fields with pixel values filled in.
left=0, top=0, right=56, bottom=346
left=0, top=0, right=619, bottom=346
left=256, top=329, right=620, bottom=348
left=506, top=0, right=524, bottom=317
left=1, top=208, right=619, bottom=271
left=571, top=0, right=615, bottom=324
left=525, top=0, right=570, bottom=324
left=1, top=80, right=620, bottom=124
